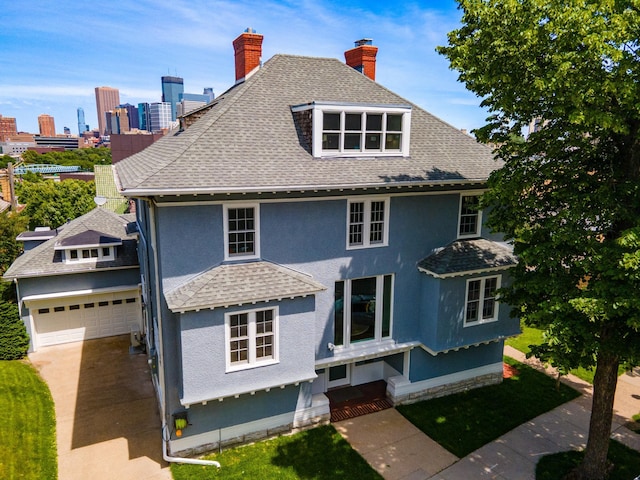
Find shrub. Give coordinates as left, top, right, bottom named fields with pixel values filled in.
left=0, top=301, right=29, bottom=360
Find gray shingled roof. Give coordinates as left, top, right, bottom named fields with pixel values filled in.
left=165, top=261, right=326, bottom=313
left=3, top=208, right=138, bottom=280
left=418, top=238, right=517, bottom=278
left=115, top=54, right=499, bottom=195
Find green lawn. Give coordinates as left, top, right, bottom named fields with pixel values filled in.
left=536, top=439, right=640, bottom=480
left=170, top=425, right=382, bottom=480
left=397, top=357, right=580, bottom=458
left=0, top=360, right=57, bottom=479
left=506, top=323, right=606, bottom=384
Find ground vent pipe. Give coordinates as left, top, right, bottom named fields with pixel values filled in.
left=162, top=423, right=221, bottom=468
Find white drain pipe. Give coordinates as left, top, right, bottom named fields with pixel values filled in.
left=162, top=422, right=221, bottom=468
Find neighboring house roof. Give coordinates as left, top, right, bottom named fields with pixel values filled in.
left=417, top=238, right=517, bottom=278
left=94, top=165, right=128, bottom=213
left=3, top=208, right=138, bottom=280
left=54, top=230, right=122, bottom=249
left=165, top=261, right=326, bottom=313
left=115, top=54, right=499, bottom=196
left=0, top=198, right=10, bottom=213
left=16, top=229, right=57, bottom=242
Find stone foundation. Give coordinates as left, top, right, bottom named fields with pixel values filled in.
left=389, top=371, right=503, bottom=406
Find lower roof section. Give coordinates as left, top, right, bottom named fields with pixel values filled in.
left=165, top=261, right=326, bottom=313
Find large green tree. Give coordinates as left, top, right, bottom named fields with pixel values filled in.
left=439, top=1, right=640, bottom=479
left=16, top=178, right=96, bottom=230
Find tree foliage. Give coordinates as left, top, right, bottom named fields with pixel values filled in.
left=0, top=301, right=28, bottom=360
left=21, top=147, right=111, bottom=171
left=16, top=178, right=96, bottom=230
left=439, top=1, right=640, bottom=479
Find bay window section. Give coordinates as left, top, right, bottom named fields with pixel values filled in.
left=334, top=274, right=393, bottom=347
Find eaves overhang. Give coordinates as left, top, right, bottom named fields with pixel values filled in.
left=119, top=178, right=489, bottom=199
left=417, top=264, right=515, bottom=279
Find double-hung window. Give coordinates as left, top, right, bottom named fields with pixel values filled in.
left=458, top=194, right=482, bottom=238
left=347, top=198, right=389, bottom=249
left=334, top=274, right=393, bottom=347
left=226, top=307, right=278, bottom=371
left=464, top=276, right=500, bottom=326
left=224, top=204, right=260, bottom=260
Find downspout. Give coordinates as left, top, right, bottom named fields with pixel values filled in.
left=149, top=201, right=220, bottom=469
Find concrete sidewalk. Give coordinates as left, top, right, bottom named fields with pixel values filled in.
left=337, top=348, right=640, bottom=480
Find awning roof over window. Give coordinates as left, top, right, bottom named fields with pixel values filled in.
left=165, top=261, right=326, bottom=313
left=418, top=238, right=517, bottom=278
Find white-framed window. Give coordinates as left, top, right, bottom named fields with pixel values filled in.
left=334, top=274, right=393, bottom=347
left=464, top=275, right=500, bottom=326
left=347, top=197, right=389, bottom=249
left=224, top=204, right=260, bottom=260
left=458, top=193, right=482, bottom=238
left=292, top=103, right=411, bottom=158
left=225, top=307, right=278, bottom=371
left=64, top=246, right=115, bottom=264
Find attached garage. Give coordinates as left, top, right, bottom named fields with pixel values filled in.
left=24, top=287, right=142, bottom=349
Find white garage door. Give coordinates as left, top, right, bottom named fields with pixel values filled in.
left=31, top=290, right=142, bottom=348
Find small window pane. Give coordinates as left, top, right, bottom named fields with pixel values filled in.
left=382, top=275, right=392, bottom=338
left=54, top=306, right=65, bottom=312
left=322, top=133, right=339, bottom=150
left=385, top=133, right=401, bottom=150
left=84, top=303, right=95, bottom=308
left=69, top=304, right=80, bottom=310
left=387, top=114, right=402, bottom=131
left=323, top=113, right=340, bottom=130
left=38, top=308, right=50, bottom=314
left=90, top=249, right=99, bottom=258
left=98, top=301, right=109, bottom=307
left=344, top=133, right=361, bottom=150
left=365, top=134, right=381, bottom=150
left=125, top=298, right=136, bottom=303
left=345, top=113, right=361, bottom=131
left=82, top=250, right=90, bottom=259
left=102, top=247, right=111, bottom=256
left=366, top=114, right=382, bottom=131
left=70, top=250, right=78, bottom=259
left=112, top=299, right=122, bottom=305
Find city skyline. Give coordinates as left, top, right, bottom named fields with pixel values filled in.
left=1, top=1, right=488, bottom=136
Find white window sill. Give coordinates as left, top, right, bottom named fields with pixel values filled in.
left=225, top=358, right=279, bottom=373
left=464, top=317, right=498, bottom=328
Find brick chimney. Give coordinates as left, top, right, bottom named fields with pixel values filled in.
left=233, top=28, right=264, bottom=82
left=344, top=39, right=378, bottom=81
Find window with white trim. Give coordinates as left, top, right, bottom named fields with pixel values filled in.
left=334, top=274, right=393, bottom=347
left=347, top=198, right=389, bottom=249
left=464, top=276, right=500, bottom=326
left=64, top=246, right=115, bottom=264
left=224, top=204, right=260, bottom=260
left=291, top=102, right=411, bottom=158
left=458, top=194, right=482, bottom=238
left=226, top=307, right=278, bottom=371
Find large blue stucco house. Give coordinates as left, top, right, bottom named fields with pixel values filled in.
left=114, top=31, right=519, bottom=456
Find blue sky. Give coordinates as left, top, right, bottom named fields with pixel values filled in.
left=0, top=0, right=487, bottom=136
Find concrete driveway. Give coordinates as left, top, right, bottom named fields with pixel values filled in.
left=29, top=335, right=171, bottom=480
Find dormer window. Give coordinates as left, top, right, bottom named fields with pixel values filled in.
left=291, top=102, right=411, bottom=158
left=63, top=246, right=116, bottom=263
left=54, top=229, right=121, bottom=264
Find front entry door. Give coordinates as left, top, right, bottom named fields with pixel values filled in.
left=327, top=364, right=350, bottom=389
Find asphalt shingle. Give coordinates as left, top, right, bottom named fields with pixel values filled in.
left=165, top=261, right=326, bottom=312
left=3, top=208, right=138, bottom=279
left=418, top=238, right=517, bottom=278
left=115, top=54, right=499, bottom=194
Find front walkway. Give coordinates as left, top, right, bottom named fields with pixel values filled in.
left=337, top=347, right=640, bottom=480
left=29, top=335, right=171, bottom=480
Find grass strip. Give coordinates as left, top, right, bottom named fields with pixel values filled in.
left=536, top=439, right=640, bottom=480
left=397, top=357, right=581, bottom=458
left=0, top=360, right=57, bottom=479
left=170, top=424, right=383, bottom=480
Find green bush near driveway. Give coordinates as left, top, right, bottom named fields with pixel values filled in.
left=171, top=424, right=383, bottom=480
left=0, top=360, right=56, bottom=479
left=397, top=357, right=580, bottom=458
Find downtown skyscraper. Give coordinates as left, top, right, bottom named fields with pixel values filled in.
left=161, top=76, right=184, bottom=122
left=95, top=86, right=120, bottom=135
left=38, top=114, right=56, bottom=136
